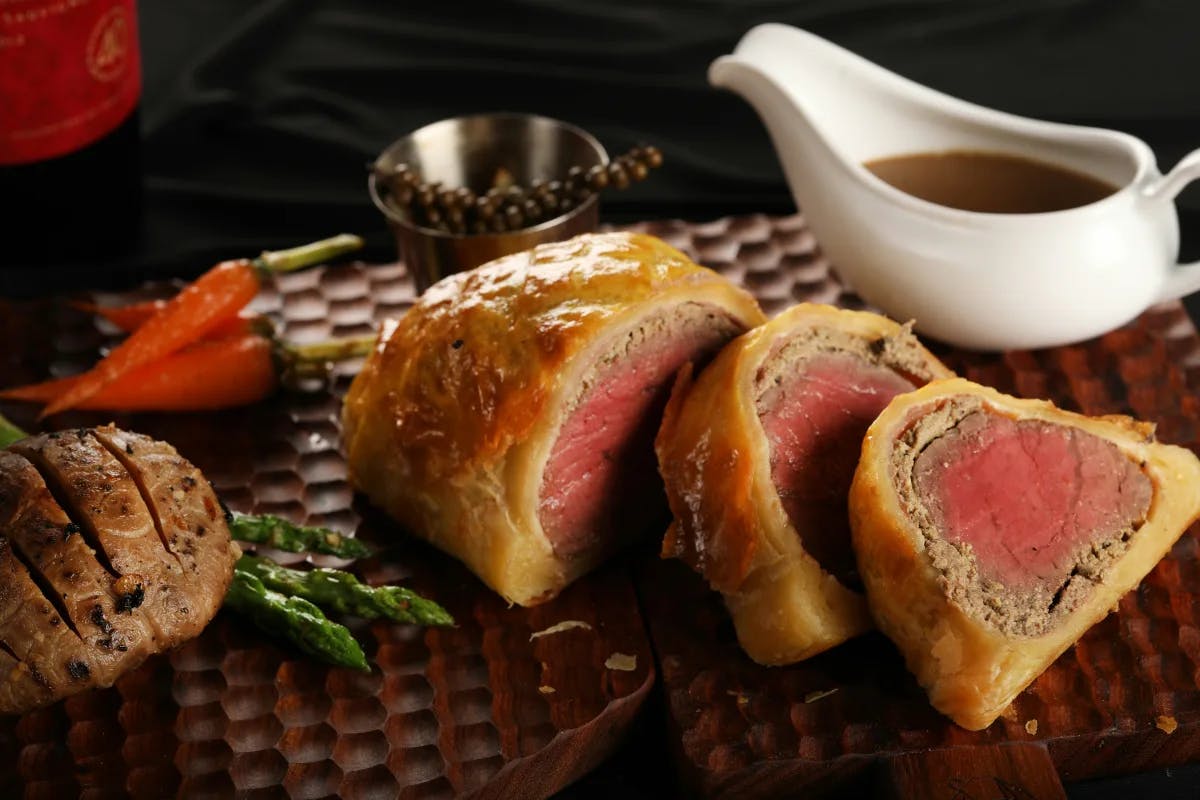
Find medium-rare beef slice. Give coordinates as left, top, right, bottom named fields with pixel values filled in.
left=753, top=323, right=931, bottom=586
left=897, top=398, right=1152, bottom=637
left=539, top=302, right=744, bottom=563
left=92, top=426, right=237, bottom=630
left=850, top=378, right=1200, bottom=730
left=12, top=432, right=193, bottom=646
left=343, top=231, right=765, bottom=606
left=657, top=304, right=955, bottom=665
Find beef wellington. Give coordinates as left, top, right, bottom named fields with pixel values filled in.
left=656, top=304, right=952, bottom=664
left=342, top=232, right=765, bottom=606
left=850, top=378, right=1200, bottom=730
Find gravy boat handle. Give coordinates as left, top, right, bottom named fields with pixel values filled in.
left=1148, top=148, right=1200, bottom=302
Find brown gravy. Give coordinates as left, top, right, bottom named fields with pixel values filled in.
left=863, top=150, right=1118, bottom=213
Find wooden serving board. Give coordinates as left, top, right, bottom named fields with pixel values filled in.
left=624, top=214, right=1200, bottom=799
left=4, top=213, right=1200, bottom=799
left=0, top=260, right=655, bottom=798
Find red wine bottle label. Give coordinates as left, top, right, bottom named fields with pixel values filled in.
left=0, top=0, right=141, bottom=165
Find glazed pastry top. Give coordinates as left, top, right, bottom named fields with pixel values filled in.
left=343, top=231, right=764, bottom=483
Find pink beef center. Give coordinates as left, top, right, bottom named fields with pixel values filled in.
left=914, top=411, right=1152, bottom=588
left=759, top=354, right=915, bottom=584
left=538, top=315, right=736, bottom=559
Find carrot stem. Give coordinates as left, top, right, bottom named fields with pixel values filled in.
left=276, top=334, right=378, bottom=384
left=254, top=234, right=364, bottom=274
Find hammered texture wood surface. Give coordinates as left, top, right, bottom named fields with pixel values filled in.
left=623, top=214, right=1200, bottom=799
left=0, top=259, right=655, bottom=799
left=4, top=213, right=1200, bottom=799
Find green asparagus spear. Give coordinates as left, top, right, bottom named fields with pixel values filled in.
left=237, top=554, right=454, bottom=627
left=224, top=569, right=369, bottom=670
left=0, top=413, right=27, bottom=448
left=229, top=511, right=372, bottom=559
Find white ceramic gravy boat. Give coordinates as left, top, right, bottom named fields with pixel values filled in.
left=711, top=24, right=1200, bottom=350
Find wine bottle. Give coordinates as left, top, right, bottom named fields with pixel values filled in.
left=1, top=0, right=143, bottom=268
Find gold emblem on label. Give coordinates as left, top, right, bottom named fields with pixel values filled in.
left=86, top=6, right=129, bottom=83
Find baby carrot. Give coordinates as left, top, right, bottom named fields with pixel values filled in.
left=1, top=332, right=377, bottom=412
left=4, top=315, right=272, bottom=406
left=41, top=234, right=363, bottom=418
left=71, top=299, right=166, bottom=330
left=73, top=301, right=265, bottom=337
left=0, top=377, right=69, bottom=404
left=3, top=335, right=275, bottom=411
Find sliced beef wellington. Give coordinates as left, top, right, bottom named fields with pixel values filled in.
left=656, top=304, right=953, bottom=664
left=343, top=232, right=765, bottom=605
left=0, top=426, right=239, bottom=714
left=850, top=378, right=1200, bottom=730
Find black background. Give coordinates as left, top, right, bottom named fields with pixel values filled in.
left=7, top=0, right=1200, bottom=300
left=7, top=1, right=1200, bottom=796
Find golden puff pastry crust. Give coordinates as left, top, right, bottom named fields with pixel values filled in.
left=343, top=232, right=764, bottom=606
left=850, top=378, right=1200, bottom=730
left=656, top=304, right=953, bottom=664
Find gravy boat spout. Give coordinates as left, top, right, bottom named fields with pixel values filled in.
left=711, top=24, right=1200, bottom=350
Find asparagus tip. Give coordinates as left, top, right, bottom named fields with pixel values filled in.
left=0, top=412, right=29, bottom=448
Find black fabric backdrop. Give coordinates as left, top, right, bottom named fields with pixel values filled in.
left=7, top=0, right=1200, bottom=303
left=5, top=1, right=1200, bottom=795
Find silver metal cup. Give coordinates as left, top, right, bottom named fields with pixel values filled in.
left=369, top=113, right=609, bottom=293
